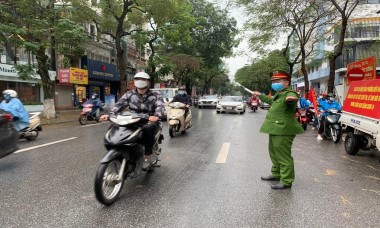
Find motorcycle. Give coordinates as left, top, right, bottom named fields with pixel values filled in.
left=79, top=101, right=103, bottom=125
left=20, top=112, right=42, bottom=141
left=318, top=108, right=342, bottom=143
left=94, top=112, right=164, bottom=205
left=249, top=100, right=259, bottom=112
left=167, top=102, right=192, bottom=137
left=295, top=108, right=308, bottom=130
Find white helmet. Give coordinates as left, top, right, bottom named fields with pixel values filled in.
left=134, top=72, right=150, bottom=80
left=3, top=89, right=17, bottom=98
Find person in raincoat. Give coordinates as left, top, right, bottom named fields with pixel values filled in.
left=0, top=89, right=29, bottom=131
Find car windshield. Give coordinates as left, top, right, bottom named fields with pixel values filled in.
left=221, top=96, right=242, bottom=102
left=202, top=95, right=218, bottom=99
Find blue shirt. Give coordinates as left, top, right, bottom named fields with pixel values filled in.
left=318, top=100, right=342, bottom=116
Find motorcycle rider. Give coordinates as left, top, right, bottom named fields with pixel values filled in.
left=249, top=94, right=260, bottom=108
left=317, top=93, right=342, bottom=140
left=312, top=93, right=328, bottom=130
left=171, top=86, right=192, bottom=118
left=0, top=89, right=29, bottom=131
left=100, top=72, right=165, bottom=162
left=89, top=93, right=102, bottom=118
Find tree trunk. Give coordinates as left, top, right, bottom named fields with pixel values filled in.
left=36, top=46, right=56, bottom=119
left=327, top=57, right=336, bottom=93
left=301, top=49, right=309, bottom=97
left=116, top=35, right=127, bottom=95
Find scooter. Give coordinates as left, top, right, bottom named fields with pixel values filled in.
left=167, top=102, right=192, bottom=137
left=20, top=112, right=42, bottom=141
left=79, top=100, right=103, bottom=125
left=319, top=108, right=342, bottom=143
left=296, top=108, right=308, bottom=130
left=94, top=112, right=164, bottom=205
left=249, top=100, right=259, bottom=112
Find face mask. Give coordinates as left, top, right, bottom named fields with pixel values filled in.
left=271, top=83, right=284, bottom=91
left=3, top=94, right=11, bottom=102
left=319, top=96, right=323, bottom=99
left=178, top=91, right=186, bottom=95
left=329, top=97, right=335, bottom=102
left=91, top=96, right=96, bottom=99
left=135, top=80, right=148, bottom=89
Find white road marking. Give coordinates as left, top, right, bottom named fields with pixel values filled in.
left=14, top=137, right=78, bottom=153
left=80, top=122, right=107, bottom=127
left=216, top=143, right=231, bottom=164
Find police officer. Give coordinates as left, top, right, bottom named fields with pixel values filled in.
left=251, top=70, right=304, bottom=190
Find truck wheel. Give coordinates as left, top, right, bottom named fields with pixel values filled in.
left=345, top=132, right=360, bottom=155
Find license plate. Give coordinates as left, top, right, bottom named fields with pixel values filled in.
left=226, top=106, right=232, bottom=110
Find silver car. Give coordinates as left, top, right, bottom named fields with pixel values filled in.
left=216, top=96, right=246, bottom=114
left=198, top=95, right=219, bottom=109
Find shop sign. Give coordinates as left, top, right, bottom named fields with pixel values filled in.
left=58, top=68, right=70, bottom=84
left=70, top=67, right=88, bottom=85
left=346, top=56, right=376, bottom=85
left=343, top=79, right=380, bottom=119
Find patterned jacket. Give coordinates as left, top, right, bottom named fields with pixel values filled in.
left=110, top=89, right=165, bottom=118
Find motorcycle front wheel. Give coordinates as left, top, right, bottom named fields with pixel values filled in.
left=94, top=160, right=124, bottom=205
left=331, top=128, right=341, bottom=143
left=79, top=114, right=88, bottom=125
left=169, top=125, right=175, bottom=138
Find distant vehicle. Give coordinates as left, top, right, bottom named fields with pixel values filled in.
left=260, top=101, right=271, bottom=110
left=198, top=94, right=219, bottom=109
left=216, top=96, right=246, bottom=114
left=0, top=109, right=19, bottom=158
left=151, top=88, right=179, bottom=120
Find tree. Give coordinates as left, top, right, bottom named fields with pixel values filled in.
left=237, top=0, right=330, bottom=96
left=327, top=0, right=358, bottom=93
left=235, top=49, right=289, bottom=94
left=0, top=0, right=87, bottom=118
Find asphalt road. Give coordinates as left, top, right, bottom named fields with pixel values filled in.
left=1, top=107, right=379, bottom=227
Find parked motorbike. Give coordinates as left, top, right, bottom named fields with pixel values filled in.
left=296, top=108, right=308, bottom=130
left=167, top=102, right=192, bottom=137
left=249, top=100, right=259, bottom=112
left=319, top=108, right=342, bottom=143
left=20, top=112, right=42, bottom=141
left=94, top=112, right=164, bottom=205
left=79, top=101, right=103, bottom=125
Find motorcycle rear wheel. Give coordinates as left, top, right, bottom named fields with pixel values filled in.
left=94, top=160, right=124, bottom=205
left=26, top=130, right=39, bottom=141
left=79, top=115, right=88, bottom=125
left=302, top=122, right=307, bottom=131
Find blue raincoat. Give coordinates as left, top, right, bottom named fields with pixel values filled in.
left=0, top=98, right=30, bottom=131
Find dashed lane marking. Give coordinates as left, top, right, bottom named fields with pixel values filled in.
left=14, top=137, right=78, bottom=153
left=216, top=143, right=230, bottom=164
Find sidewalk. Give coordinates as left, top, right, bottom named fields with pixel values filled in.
left=41, top=109, right=80, bottom=126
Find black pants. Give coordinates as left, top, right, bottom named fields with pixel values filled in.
left=142, top=121, right=159, bottom=154
left=318, top=116, right=326, bottom=134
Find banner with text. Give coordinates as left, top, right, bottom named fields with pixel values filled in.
left=343, top=79, right=380, bottom=119
left=69, top=67, right=88, bottom=85
left=346, top=56, right=376, bottom=85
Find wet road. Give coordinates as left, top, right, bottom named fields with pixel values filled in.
left=1, top=107, right=379, bottom=227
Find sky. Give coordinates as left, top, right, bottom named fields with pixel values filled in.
left=212, top=0, right=285, bottom=80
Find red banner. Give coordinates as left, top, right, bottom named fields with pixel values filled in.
left=346, top=56, right=376, bottom=85
left=343, top=79, right=380, bottom=119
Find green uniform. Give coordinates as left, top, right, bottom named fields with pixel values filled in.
left=259, top=86, right=304, bottom=186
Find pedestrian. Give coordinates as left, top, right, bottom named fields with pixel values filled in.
left=251, top=70, right=304, bottom=190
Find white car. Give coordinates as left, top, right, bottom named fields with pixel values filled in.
left=198, top=95, right=219, bottom=109
left=216, top=96, right=246, bottom=114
